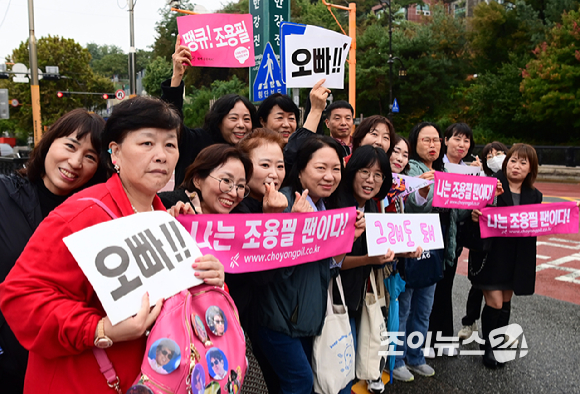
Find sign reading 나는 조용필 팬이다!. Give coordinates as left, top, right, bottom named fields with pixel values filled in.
left=177, top=13, right=255, bottom=68
left=365, top=213, right=444, bottom=256
left=63, top=211, right=203, bottom=325
left=479, top=201, right=579, bottom=238
left=433, top=171, right=497, bottom=210
left=176, top=207, right=357, bottom=274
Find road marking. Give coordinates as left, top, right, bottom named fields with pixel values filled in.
left=536, top=255, right=551, bottom=260
left=537, top=241, right=580, bottom=250
left=548, top=238, right=580, bottom=245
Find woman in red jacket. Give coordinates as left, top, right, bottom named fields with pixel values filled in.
left=0, top=96, right=225, bottom=394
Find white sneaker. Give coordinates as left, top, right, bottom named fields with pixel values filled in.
left=367, top=378, right=385, bottom=393
left=441, top=347, right=458, bottom=357
left=407, top=363, right=435, bottom=377
left=458, top=322, right=478, bottom=340
left=392, top=365, right=414, bottom=382
left=424, top=347, right=436, bottom=359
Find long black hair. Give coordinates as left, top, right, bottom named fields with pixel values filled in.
left=408, top=122, right=444, bottom=172
left=282, top=135, right=344, bottom=209
left=203, top=94, right=258, bottom=143
left=342, top=145, right=393, bottom=202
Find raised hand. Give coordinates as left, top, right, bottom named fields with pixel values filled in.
left=192, top=254, right=225, bottom=286
left=354, top=209, right=366, bottom=240
left=263, top=182, right=288, bottom=213
left=167, top=201, right=196, bottom=218
left=291, top=189, right=314, bottom=213
left=171, top=35, right=193, bottom=87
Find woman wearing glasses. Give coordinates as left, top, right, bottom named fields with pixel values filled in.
left=158, top=144, right=253, bottom=214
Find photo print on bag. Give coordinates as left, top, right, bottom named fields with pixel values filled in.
left=147, top=338, right=182, bottom=375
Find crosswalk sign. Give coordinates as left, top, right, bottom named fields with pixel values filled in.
left=392, top=98, right=400, bottom=113
left=253, top=42, right=286, bottom=102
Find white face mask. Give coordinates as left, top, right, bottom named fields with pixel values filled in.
left=487, top=154, right=506, bottom=173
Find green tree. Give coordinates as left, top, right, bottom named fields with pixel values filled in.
left=520, top=10, right=580, bottom=139
left=0, top=36, right=114, bottom=142
left=182, top=76, right=249, bottom=128
left=142, top=56, right=173, bottom=97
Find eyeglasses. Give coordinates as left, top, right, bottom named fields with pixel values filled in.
left=214, top=319, right=224, bottom=325
left=209, top=175, right=250, bottom=198
left=420, top=137, right=442, bottom=145
left=159, top=349, right=174, bottom=358
left=486, top=151, right=505, bottom=160
left=211, top=359, right=221, bottom=366
left=358, top=169, right=385, bottom=183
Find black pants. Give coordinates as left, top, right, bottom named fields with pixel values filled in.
left=429, top=257, right=458, bottom=339
left=461, top=286, right=484, bottom=326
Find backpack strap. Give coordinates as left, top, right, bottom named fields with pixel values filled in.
left=78, top=197, right=121, bottom=393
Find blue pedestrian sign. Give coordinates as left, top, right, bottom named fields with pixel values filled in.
left=392, top=98, right=400, bottom=113
left=253, top=42, right=286, bottom=101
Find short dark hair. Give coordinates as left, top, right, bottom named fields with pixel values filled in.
left=20, top=108, right=106, bottom=188
left=502, top=143, right=538, bottom=189
left=203, top=94, right=257, bottom=142
left=282, top=134, right=344, bottom=209
left=351, top=115, right=395, bottom=152
left=443, top=123, right=475, bottom=159
left=180, top=144, right=253, bottom=201
left=256, top=93, right=299, bottom=126
left=391, top=134, right=411, bottom=175
left=408, top=122, right=444, bottom=172
left=325, top=100, right=354, bottom=119
left=208, top=349, right=224, bottom=362
left=482, top=141, right=509, bottom=176
left=102, top=96, right=182, bottom=176
left=343, top=145, right=393, bottom=201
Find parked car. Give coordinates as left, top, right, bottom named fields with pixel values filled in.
left=0, top=143, right=16, bottom=157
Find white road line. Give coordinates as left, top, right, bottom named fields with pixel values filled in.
left=537, top=241, right=580, bottom=250
left=535, top=253, right=580, bottom=272
left=537, top=255, right=551, bottom=260
left=548, top=237, right=580, bottom=245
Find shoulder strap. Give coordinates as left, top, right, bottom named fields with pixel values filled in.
left=78, top=198, right=121, bottom=392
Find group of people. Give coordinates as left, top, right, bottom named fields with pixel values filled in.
left=0, top=39, right=550, bottom=394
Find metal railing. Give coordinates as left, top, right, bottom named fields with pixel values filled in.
left=472, top=145, right=580, bottom=167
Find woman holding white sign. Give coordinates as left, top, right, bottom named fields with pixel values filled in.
left=0, top=109, right=106, bottom=394
left=0, top=97, right=225, bottom=394
left=470, top=143, right=542, bottom=369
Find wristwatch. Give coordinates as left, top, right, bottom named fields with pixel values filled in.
left=94, top=318, right=113, bottom=349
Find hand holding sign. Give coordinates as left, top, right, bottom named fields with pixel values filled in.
left=101, top=292, right=163, bottom=341
left=167, top=201, right=196, bottom=218
left=263, top=182, right=289, bottom=214
left=172, top=35, right=193, bottom=86
left=192, top=255, right=225, bottom=286
left=354, top=210, right=366, bottom=240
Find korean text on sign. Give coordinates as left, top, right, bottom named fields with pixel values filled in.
left=177, top=13, right=255, bottom=68
left=64, top=211, right=203, bottom=325
left=283, top=25, right=352, bottom=89
left=433, top=171, right=497, bottom=210
left=479, top=201, right=579, bottom=238
left=177, top=207, right=357, bottom=274
left=365, top=213, right=445, bottom=256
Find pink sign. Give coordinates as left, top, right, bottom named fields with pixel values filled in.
left=177, top=14, right=255, bottom=68
left=433, top=171, right=496, bottom=209
left=176, top=208, right=357, bottom=273
left=479, top=201, right=579, bottom=238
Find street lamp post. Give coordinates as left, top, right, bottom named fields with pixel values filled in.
left=380, top=0, right=407, bottom=120
left=128, top=0, right=137, bottom=96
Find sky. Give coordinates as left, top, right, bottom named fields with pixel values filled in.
left=0, top=0, right=235, bottom=61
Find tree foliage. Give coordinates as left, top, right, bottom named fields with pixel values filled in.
left=0, top=36, right=114, bottom=142
left=520, top=10, right=580, bottom=137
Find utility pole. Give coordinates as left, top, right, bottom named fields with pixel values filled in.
left=128, top=0, right=137, bottom=96
left=28, top=0, right=42, bottom=145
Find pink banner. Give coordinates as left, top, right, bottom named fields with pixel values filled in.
left=433, top=171, right=497, bottom=209
left=176, top=208, right=357, bottom=273
left=177, top=14, right=255, bottom=68
left=479, top=202, right=579, bottom=238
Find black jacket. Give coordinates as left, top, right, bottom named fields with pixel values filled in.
left=333, top=197, right=378, bottom=315
left=0, top=174, right=42, bottom=393
left=256, top=187, right=332, bottom=337
left=469, top=171, right=543, bottom=295
left=160, top=79, right=228, bottom=188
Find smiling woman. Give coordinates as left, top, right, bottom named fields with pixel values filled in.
left=0, top=96, right=226, bottom=394
left=0, top=108, right=106, bottom=393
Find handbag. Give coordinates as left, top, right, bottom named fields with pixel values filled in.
left=403, top=248, right=444, bottom=289
left=355, top=270, right=388, bottom=381
left=312, top=275, right=355, bottom=394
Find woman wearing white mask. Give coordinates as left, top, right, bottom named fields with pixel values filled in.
left=457, top=141, right=508, bottom=340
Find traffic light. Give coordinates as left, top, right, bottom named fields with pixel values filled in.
left=102, top=93, right=115, bottom=100
left=56, top=91, right=71, bottom=98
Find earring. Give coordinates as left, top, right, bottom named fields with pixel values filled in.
left=114, top=164, right=120, bottom=174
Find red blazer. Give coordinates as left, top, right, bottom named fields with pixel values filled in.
left=0, top=174, right=166, bottom=394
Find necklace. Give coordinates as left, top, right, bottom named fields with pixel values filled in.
left=131, top=203, right=154, bottom=214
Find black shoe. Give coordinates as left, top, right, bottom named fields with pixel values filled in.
left=482, top=345, right=498, bottom=369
